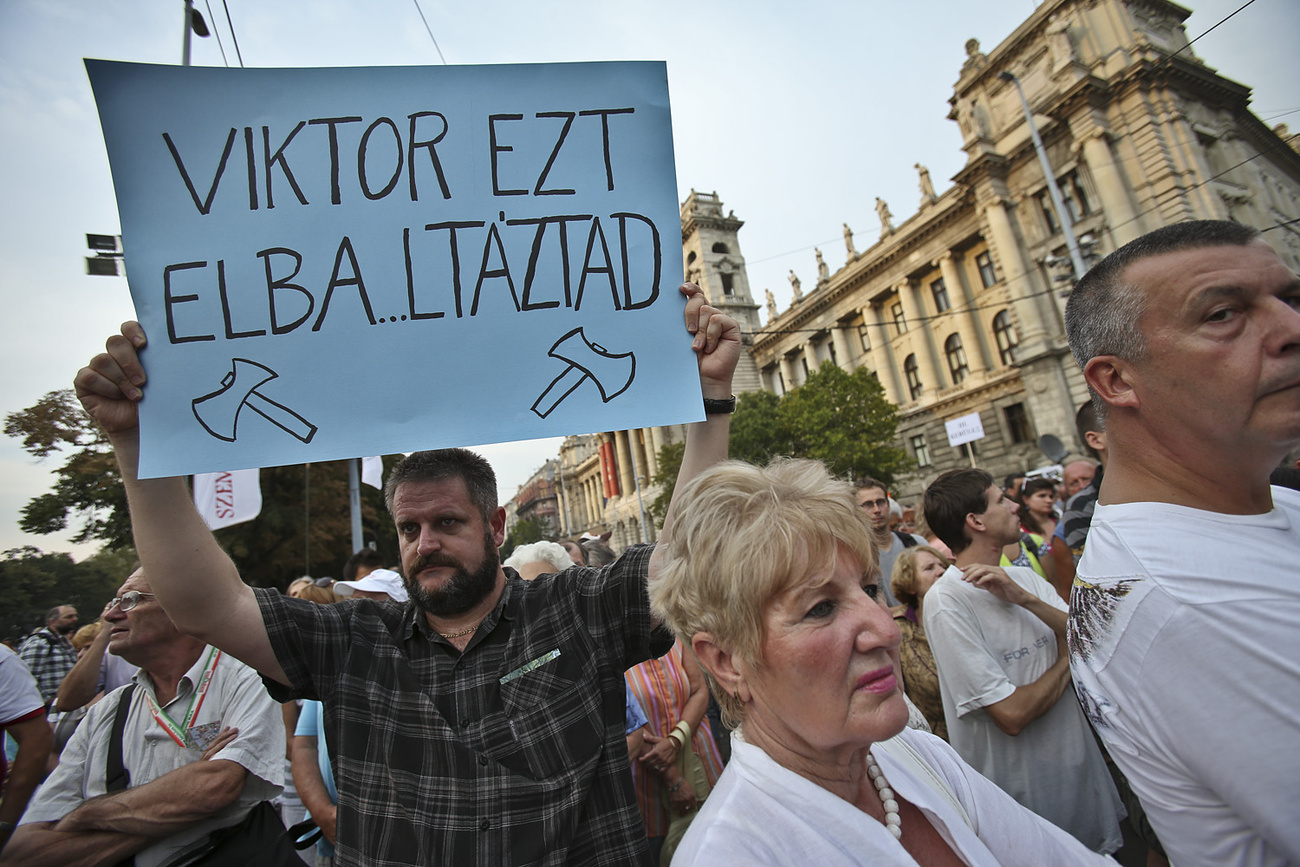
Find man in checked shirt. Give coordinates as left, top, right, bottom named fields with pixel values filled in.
left=73, top=283, right=740, bottom=866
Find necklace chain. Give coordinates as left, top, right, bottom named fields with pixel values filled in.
left=437, top=618, right=485, bottom=639
left=867, top=750, right=902, bottom=839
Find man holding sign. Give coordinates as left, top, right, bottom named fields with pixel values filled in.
left=74, top=284, right=739, bottom=866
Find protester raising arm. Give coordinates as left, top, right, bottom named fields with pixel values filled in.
left=74, top=323, right=287, bottom=685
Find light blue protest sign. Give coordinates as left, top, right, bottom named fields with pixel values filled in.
left=86, top=59, right=699, bottom=479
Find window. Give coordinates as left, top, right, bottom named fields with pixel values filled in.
left=944, top=333, right=969, bottom=384
left=910, top=434, right=931, bottom=467
left=720, top=272, right=734, bottom=295
left=711, top=242, right=730, bottom=254
left=1036, top=189, right=1059, bottom=234
left=1061, top=171, right=1092, bottom=222
left=686, top=251, right=697, bottom=266
left=827, top=339, right=838, bottom=367
left=958, top=442, right=979, bottom=461
left=800, top=356, right=810, bottom=381
left=892, top=302, right=907, bottom=335
left=904, top=354, right=922, bottom=399
left=930, top=278, right=951, bottom=313
left=1004, top=403, right=1033, bottom=444
left=1036, top=171, right=1092, bottom=234
left=976, top=251, right=998, bottom=288
left=858, top=323, right=872, bottom=352
left=993, top=310, right=1019, bottom=365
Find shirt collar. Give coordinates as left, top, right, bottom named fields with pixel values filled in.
left=134, top=643, right=215, bottom=707
left=404, top=570, right=520, bottom=645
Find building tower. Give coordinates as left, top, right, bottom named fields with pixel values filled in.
left=680, top=190, right=763, bottom=394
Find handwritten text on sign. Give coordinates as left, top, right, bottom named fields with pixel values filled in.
left=87, top=60, right=697, bottom=478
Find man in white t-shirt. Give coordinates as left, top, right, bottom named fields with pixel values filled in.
left=921, top=468, right=1123, bottom=853
left=1064, top=220, right=1300, bottom=866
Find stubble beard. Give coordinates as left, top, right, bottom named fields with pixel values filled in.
left=404, top=533, right=500, bottom=618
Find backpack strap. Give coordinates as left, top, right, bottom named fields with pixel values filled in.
left=894, top=531, right=918, bottom=549
left=106, top=684, right=136, bottom=793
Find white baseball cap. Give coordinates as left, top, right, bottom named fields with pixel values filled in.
left=334, top=568, right=409, bottom=603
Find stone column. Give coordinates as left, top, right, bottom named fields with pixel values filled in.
left=645, top=427, right=663, bottom=479
left=983, top=198, right=1050, bottom=352
left=614, top=430, right=634, bottom=501
left=830, top=324, right=855, bottom=372
left=898, top=279, right=944, bottom=387
left=780, top=354, right=798, bottom=394
left=1081, top=132, right=1142, bottom=245
left=802, top=342, right=820, bottom=381
left=868, top=304, right=903, bottom=404
left=936, top=252, right=989, bottom=373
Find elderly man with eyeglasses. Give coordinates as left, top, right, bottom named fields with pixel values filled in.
left=2, top=569, right=285, bottom=867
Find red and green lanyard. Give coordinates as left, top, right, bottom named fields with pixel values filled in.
left=143, top=646, right=221, bottom=748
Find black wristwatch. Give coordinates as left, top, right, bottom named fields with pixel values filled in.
left=703, top=395, right=737, bottom=414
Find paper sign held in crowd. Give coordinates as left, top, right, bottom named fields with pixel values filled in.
left=87, top=59, right=698, bottom=479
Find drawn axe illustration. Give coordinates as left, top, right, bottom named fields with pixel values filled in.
left=531, top=328, right=636, bottom=419
left=192, top=358, right=318, bottom=443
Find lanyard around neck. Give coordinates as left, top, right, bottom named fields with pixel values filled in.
left=143, top=646, right=221, bottom=748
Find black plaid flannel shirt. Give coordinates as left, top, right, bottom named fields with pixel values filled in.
left=18, top=627, right=76, bottom=707
left=257, top=543, right=668, bottom=866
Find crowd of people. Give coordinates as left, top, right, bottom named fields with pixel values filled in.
left=0, top=221, right=1297, bottom=866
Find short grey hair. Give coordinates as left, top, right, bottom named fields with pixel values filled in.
left=503, top=541, right=574, bottom=574
left=1065, top=220, right=1259, bottom=417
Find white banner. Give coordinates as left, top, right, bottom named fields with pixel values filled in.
left=193, top=468, right=262, bottom=530
left=361, top=456, right=384, bottom=490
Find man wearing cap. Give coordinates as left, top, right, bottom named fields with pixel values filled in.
left=332, top=569, right=408, bottom=603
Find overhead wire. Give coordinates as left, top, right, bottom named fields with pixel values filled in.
left=202, top=0, right=230, bottom=67
left=220, top=0, right=244, bottom=67
left=411, top=0, right=448, bottom=64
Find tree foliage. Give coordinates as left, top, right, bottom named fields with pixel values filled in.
left=6, top=390, right=129, bottom=547
left=649, top=364, right=912, bottom=515
left=0, top=546, right=126, bottom=644
left=5, top=390, right=401, bottom=590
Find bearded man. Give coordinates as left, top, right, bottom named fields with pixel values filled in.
left=71, top=283, right=740, bottom=866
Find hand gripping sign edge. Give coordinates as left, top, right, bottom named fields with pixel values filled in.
left=531, top=328, right=637, bottom=419
left=192, top=358, right=318, bottom=444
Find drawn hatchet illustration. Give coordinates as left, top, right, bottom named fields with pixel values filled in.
left=192, top=358, right=318, bottom=443
left=531, top=328, right=636, bottom=419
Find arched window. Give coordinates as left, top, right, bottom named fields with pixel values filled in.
left=992, top=310, right=1019, bottom=365
left=711, top=242, right=730, bottom=254
left=686, top=251, right=697, bottom=266
left=944, top=333, right=969, bottom=384
left=904, top=354, right=922, bottom=399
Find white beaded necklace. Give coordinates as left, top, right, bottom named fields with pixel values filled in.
left=866, top=750, right=902, bottom=839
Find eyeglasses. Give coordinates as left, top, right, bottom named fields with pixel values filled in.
left=109, top=591, right=157, bottom=612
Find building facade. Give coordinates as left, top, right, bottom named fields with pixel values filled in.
left=749, top=0, right=1300, bottom=505
left=511, top=0, right=1300, bottom=542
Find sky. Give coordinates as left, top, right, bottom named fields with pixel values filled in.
left=2, top=0, right=1296, bottom=562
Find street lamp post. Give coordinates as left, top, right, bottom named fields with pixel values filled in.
left=998, top=71, right=1087, bottom=280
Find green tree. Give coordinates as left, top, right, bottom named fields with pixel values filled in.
left=0, top=547, right=124, bottom=644
left=780, top=364, right=913, bottom=482
left=647, top=441, right=685, bottom=522
left=647, top=365, right=911, bottom=519
left=5, top=390, right=401, bottom=590
left=5, top=390, right=129, bottom=548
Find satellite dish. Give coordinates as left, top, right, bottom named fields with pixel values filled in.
left=1038, top=434, right=1067, bottom=464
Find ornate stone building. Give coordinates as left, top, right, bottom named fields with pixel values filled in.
left=749, top=0, right=1300, bottom=505
left=514, top=0, right=1300, bottom=543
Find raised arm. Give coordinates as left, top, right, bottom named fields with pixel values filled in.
left=74, top=323, right=286, bottom=684
left=656, top=284, right=739, bottom=542
left=54, top=606, right=111, bottom=713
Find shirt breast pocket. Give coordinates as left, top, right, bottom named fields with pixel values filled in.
left=482, top=639, right=604, bottom=782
